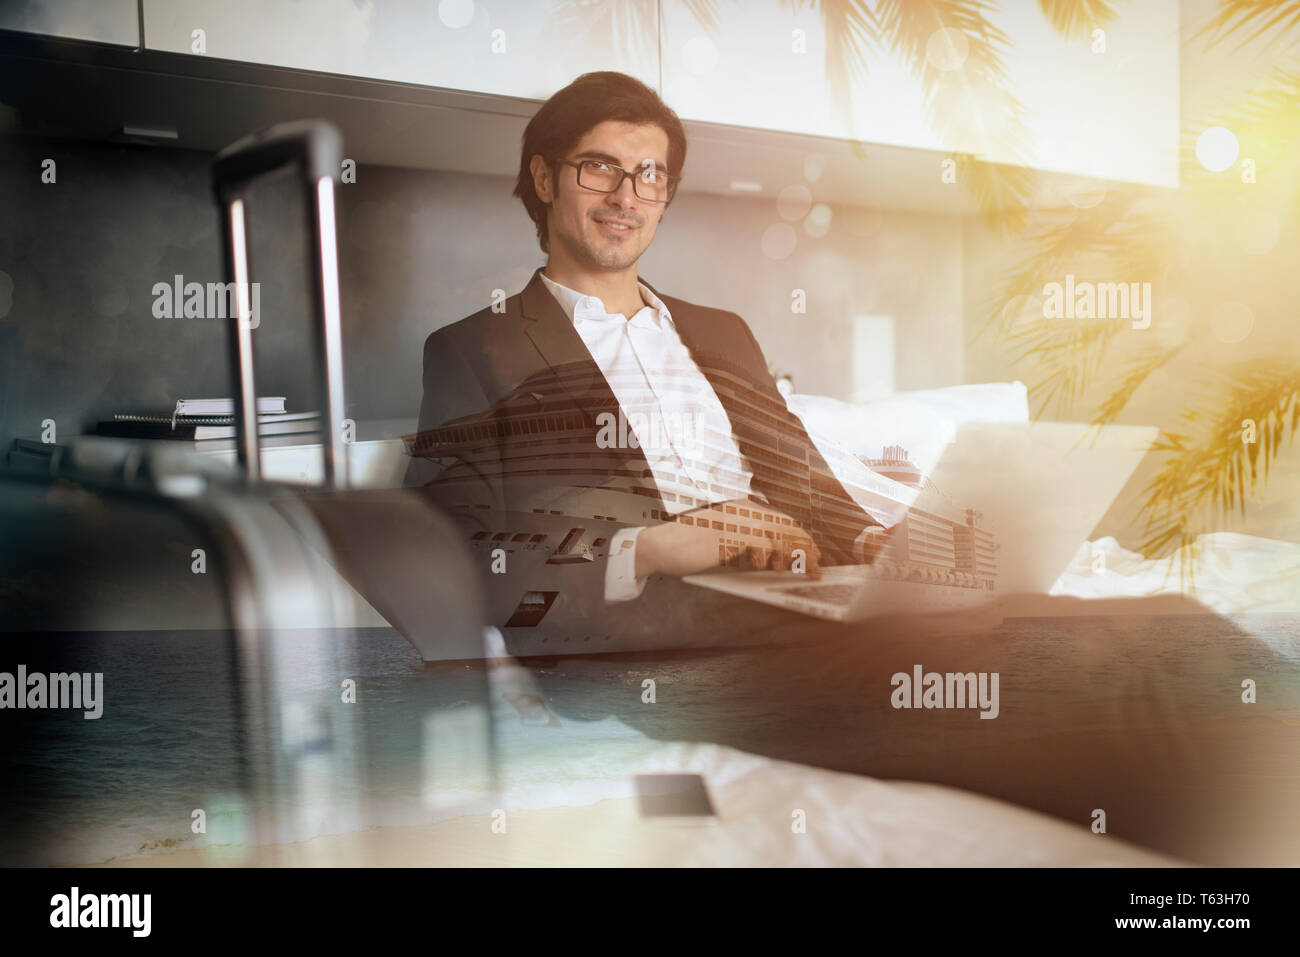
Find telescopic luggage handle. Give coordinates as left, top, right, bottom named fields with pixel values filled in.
left=212, top=119, right=349, bottom=489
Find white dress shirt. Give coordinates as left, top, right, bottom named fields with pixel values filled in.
left=539, top=271, right=756, bottom=602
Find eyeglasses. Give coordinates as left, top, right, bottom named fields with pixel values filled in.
left=558, top=158, right=679, bottom=204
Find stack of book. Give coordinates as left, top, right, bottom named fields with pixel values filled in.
left=94, top=397, right=322, bottom=449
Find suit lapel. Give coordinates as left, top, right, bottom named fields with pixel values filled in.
left=520, top=267, right=617, bottom=425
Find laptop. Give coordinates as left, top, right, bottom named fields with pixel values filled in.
left=683, top=421, right=1157, bottom=625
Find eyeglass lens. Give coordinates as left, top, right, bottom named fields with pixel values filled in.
left=578, top=161, right=672, bottom=201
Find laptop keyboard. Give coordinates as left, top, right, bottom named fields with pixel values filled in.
left=774, top=582, right=859, bottom=606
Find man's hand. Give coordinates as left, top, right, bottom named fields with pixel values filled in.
left=633, top=499, right=822, bottom=580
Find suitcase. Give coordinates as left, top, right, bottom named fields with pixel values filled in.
left=0, top=120, right=494, bottom=865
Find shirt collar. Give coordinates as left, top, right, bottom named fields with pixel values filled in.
left=539, top=270, right=674, bottom=331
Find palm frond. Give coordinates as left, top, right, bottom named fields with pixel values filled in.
left=1036, top=0, right=1122, bottom=43
left=1229, top=61, right=1300, bottom=125
left=1090, top=342, right=1186, bottom=429
left=1135, top=359, right=1300, bottom=580
left=1004, top=315, right=1126, bottom=418
left=808, top=0, right=881, bottom=165
left=1189, top=0, right=1300, bottom=52
left=873, top=0, right=1034, bottom=232
left=1186, top=62, right=1300, bottom=212
left=677, top=0, right=724, bottom=36
left=954, top=154, right=1035, bottom=232
left=976, top=191, right=1172, bottom=341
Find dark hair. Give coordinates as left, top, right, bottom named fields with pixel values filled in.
left=513, top=71, right=687, bottom=254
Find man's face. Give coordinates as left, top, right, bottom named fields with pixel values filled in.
left=532, top=120, right=671, bottom=272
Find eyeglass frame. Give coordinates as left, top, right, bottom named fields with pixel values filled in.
left=555, top=157, right=680, bottom=204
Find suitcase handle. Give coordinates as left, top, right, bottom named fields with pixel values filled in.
left=213, top=119, right=343, bottom=193
left=212, top=119, right=349, bottom=488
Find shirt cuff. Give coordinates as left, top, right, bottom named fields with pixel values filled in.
left=604, top=526, right=649, bottom=602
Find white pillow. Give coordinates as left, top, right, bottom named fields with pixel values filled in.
left=785, top=382, right=1028, bottom=478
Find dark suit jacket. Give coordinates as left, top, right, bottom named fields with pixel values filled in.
left=405, top=267, right=880, bottom=635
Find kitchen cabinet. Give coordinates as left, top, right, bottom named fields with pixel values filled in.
left=142, top=0, right=659, bottom=101
left=0, top=0, right=139, bottom=46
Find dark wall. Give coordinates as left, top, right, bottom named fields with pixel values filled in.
left=0, top=129, right=968, bottom=452
left=0, top=133, right=541, bottom=447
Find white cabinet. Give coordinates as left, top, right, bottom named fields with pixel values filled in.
left=0, top=0, right=139, bottom=46
left=659, top=0, right=1179, bottom=188
left=142, top=0, right=659, bottom=100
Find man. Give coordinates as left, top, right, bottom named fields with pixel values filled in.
left=405, top=71, right=884, bottom=649
left=397, top=72, right=1300, bottom=865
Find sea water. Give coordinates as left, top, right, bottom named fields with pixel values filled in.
left=2, top=613, right=1297, bottom=865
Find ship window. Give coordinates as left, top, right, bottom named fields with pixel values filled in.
left=680, top=516, right=693, bottom=526
left=491, top=532, right=510, bottom=541
left=471, top=531, right=489, bottom=540
left=528, top=534, right=548, bottom=543
left=781, top=517, right=791, bottom=526
left=740, top=526, right=750, bottom=534
left=739, top=508, right=750, bottom=517
left=726, top=524, right=737, bottom=532
left=712, top=521, right=723, bottom=530
left=556, top=528, right=586, bottom=553
left=725, top=506, right=737, bottom=514
left=511, top=533, right=530, bottom=542
left=661, top=492, right=676, bottom=501
left=592, top=537, right=607, bottom=547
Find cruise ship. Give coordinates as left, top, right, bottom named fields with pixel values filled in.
left=403, top=351, right=997, bottom=656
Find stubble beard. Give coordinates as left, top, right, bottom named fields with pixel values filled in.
left=551, top=208, right=642, bottom=272
left=581, top=225, right=639, bottom=272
